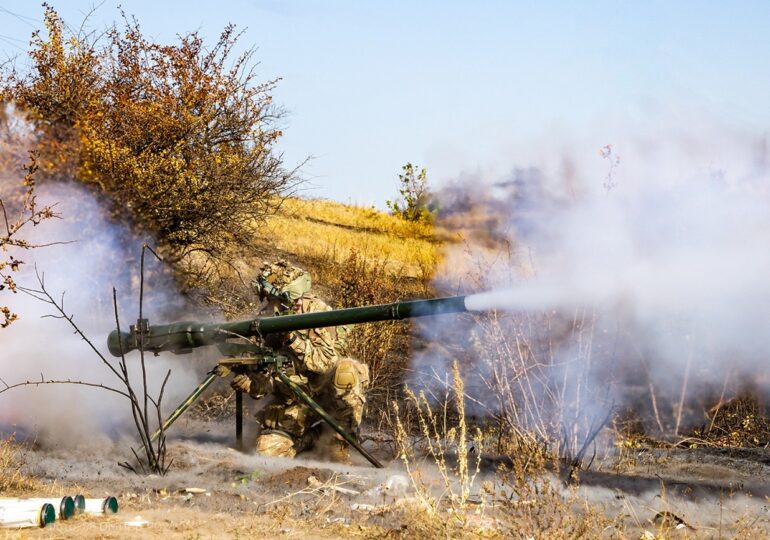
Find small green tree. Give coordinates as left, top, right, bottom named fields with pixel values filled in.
left=386, top=163, right=436, bottom=223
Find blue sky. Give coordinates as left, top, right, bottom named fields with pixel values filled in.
left=1, top=1, right=768, bottom=206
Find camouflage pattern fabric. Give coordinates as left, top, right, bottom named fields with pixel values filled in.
left=255, top=259, right=307, bottom=290
left=257, top=401, right=313, bottom=438
left=325, top=358, right=369, bottom=431
left=287, top=294, right=339, bottom=375
left=242, top=266, right=369, bottom=460
left=255, top=431, right=296, bottom=458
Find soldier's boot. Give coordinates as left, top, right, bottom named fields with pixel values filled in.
left=255, top=431, right=296, bottom=458
left=328, top=436, right=351, bottom=464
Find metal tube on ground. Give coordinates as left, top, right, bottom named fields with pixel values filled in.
left=21, top=497, right=75, bottom=520
left=71, top=495, right=85, bottom=513
left=83, top=497, right=118, bottom=515
left=0, top=502, right=56, bottom=528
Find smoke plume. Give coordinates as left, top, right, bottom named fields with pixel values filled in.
left=418, top=122, right=770, bottom=443
left=0, top=181, right=203, bottom=447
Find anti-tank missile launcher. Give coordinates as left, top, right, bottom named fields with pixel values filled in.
left=107, top=295, right=470, bottom=357
left=107, top=295, right=475, bottom=468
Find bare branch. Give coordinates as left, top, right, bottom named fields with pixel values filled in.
left=0, top=377, right=130, bottom=399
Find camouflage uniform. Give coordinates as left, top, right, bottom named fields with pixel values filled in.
left=234, top=260, right=369, bottom=461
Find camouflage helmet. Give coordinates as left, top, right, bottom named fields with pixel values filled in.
left=253, top=259, right=312, bottom=302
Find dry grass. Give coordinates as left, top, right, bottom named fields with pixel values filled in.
left=389, top=363, right=616, bottom=539
left=0, top=435, right=38, bottom=495
left=256, top=198, right=443, bottom=279
left=689, top=394, right=770, bottom=448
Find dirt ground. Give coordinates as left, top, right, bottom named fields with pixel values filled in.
left=3, top=417, right=770, bottom=538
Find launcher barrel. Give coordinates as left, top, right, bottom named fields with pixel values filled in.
left=107, top=295, right=470, bottom=357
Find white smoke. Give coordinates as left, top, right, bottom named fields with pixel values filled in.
left=419, top=121, right=770, bottom=440
left=0, top=182, right=204, bottom=447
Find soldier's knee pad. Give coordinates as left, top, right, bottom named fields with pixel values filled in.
left=255, top=431, right=296, bottom=458
left=334, top=359, right=358, bottom=391
left=334, top=358, right=369, bottom=391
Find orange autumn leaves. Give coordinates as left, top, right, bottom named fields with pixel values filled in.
left=2, top=5, right=295, bottom=283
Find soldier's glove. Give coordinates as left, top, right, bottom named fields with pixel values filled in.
left=249, top=371, right=274, bottom=398
left=265, top=331, right=294, bottom=349
left=231, top=372, right=274, bottom=399
left=231, top=374, right=253, bottom=394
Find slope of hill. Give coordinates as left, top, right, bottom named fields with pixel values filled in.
left=254, top=197, right=443, bottom=281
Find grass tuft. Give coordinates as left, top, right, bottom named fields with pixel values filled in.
left=0, top=435, right=38, bottom=494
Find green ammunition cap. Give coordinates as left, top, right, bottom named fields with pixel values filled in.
left=103, top=496, right=118, bottom=514
left=72, top=494, right=85, bottom=513
left=59, top=496, right=75, bottom=519
left=39, top=503, right=56, bottom=527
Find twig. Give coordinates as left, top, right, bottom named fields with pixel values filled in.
left=674, top=323, right=697, bottom=436
left=8, top=254, right=173, bottom=475
left=0, top=377, right=129, bottom=398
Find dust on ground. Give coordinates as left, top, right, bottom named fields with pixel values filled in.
left=3, top=416, right=770, bottom=538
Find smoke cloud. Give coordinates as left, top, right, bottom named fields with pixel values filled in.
left=0, top=181, right=204, bottom=447
left=419, top=120, right=770, bottom=440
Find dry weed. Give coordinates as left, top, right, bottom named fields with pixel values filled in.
left=690, top=394, right=770, bottom=448
left=191, top=390, right=237, bottom=421
left=0, top=435, right=38, bottom=494
left=390, top=364, right=616, bottom=539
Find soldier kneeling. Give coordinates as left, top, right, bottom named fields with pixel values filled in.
left=231, top=260, right=369, bottom=463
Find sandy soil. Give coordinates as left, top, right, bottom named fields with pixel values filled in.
left=3, top=417, right=769, bottom=538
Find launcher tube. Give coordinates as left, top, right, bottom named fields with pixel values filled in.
left=83, top=497, right=118, bottom=515
left=19, top=497, right=75, bottom=520
left=0, top=502, right=55, bottom=528
left=108, top=295, right=470, bottom=357
left=257, top=296, right=469, bottom=334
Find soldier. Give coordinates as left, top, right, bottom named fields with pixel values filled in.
left=231, top=260, right=369, bottom=462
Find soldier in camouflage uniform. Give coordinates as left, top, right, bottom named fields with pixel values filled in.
left=231, top=260, right=369, bottom=462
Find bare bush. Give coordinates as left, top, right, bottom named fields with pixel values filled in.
left=389, top=362, right=615, bottom=539
left=2, top=248, right=173, bottom=475
left=472, top=310, right=613, bottom=467
left=0, top=151, right=57, bottom=328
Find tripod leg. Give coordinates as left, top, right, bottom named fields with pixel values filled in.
left=148, top=370, right=220, bottom=444
left=235, top=389, right=243, bottom=450
left=275, top=370, right=383, bottom=468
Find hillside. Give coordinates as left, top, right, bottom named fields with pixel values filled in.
left=254, top=197, right=444, bottom=281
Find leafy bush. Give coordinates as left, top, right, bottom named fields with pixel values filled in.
left=2, top=6, right=297, bottom=288
left=387, top=163, right=436, bottom=224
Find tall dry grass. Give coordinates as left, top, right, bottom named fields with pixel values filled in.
left=0, top=435, right=37, bottom=494
left=388, top=362, right=616, bottom=539
left=472, top=310, right=613, bottom=466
